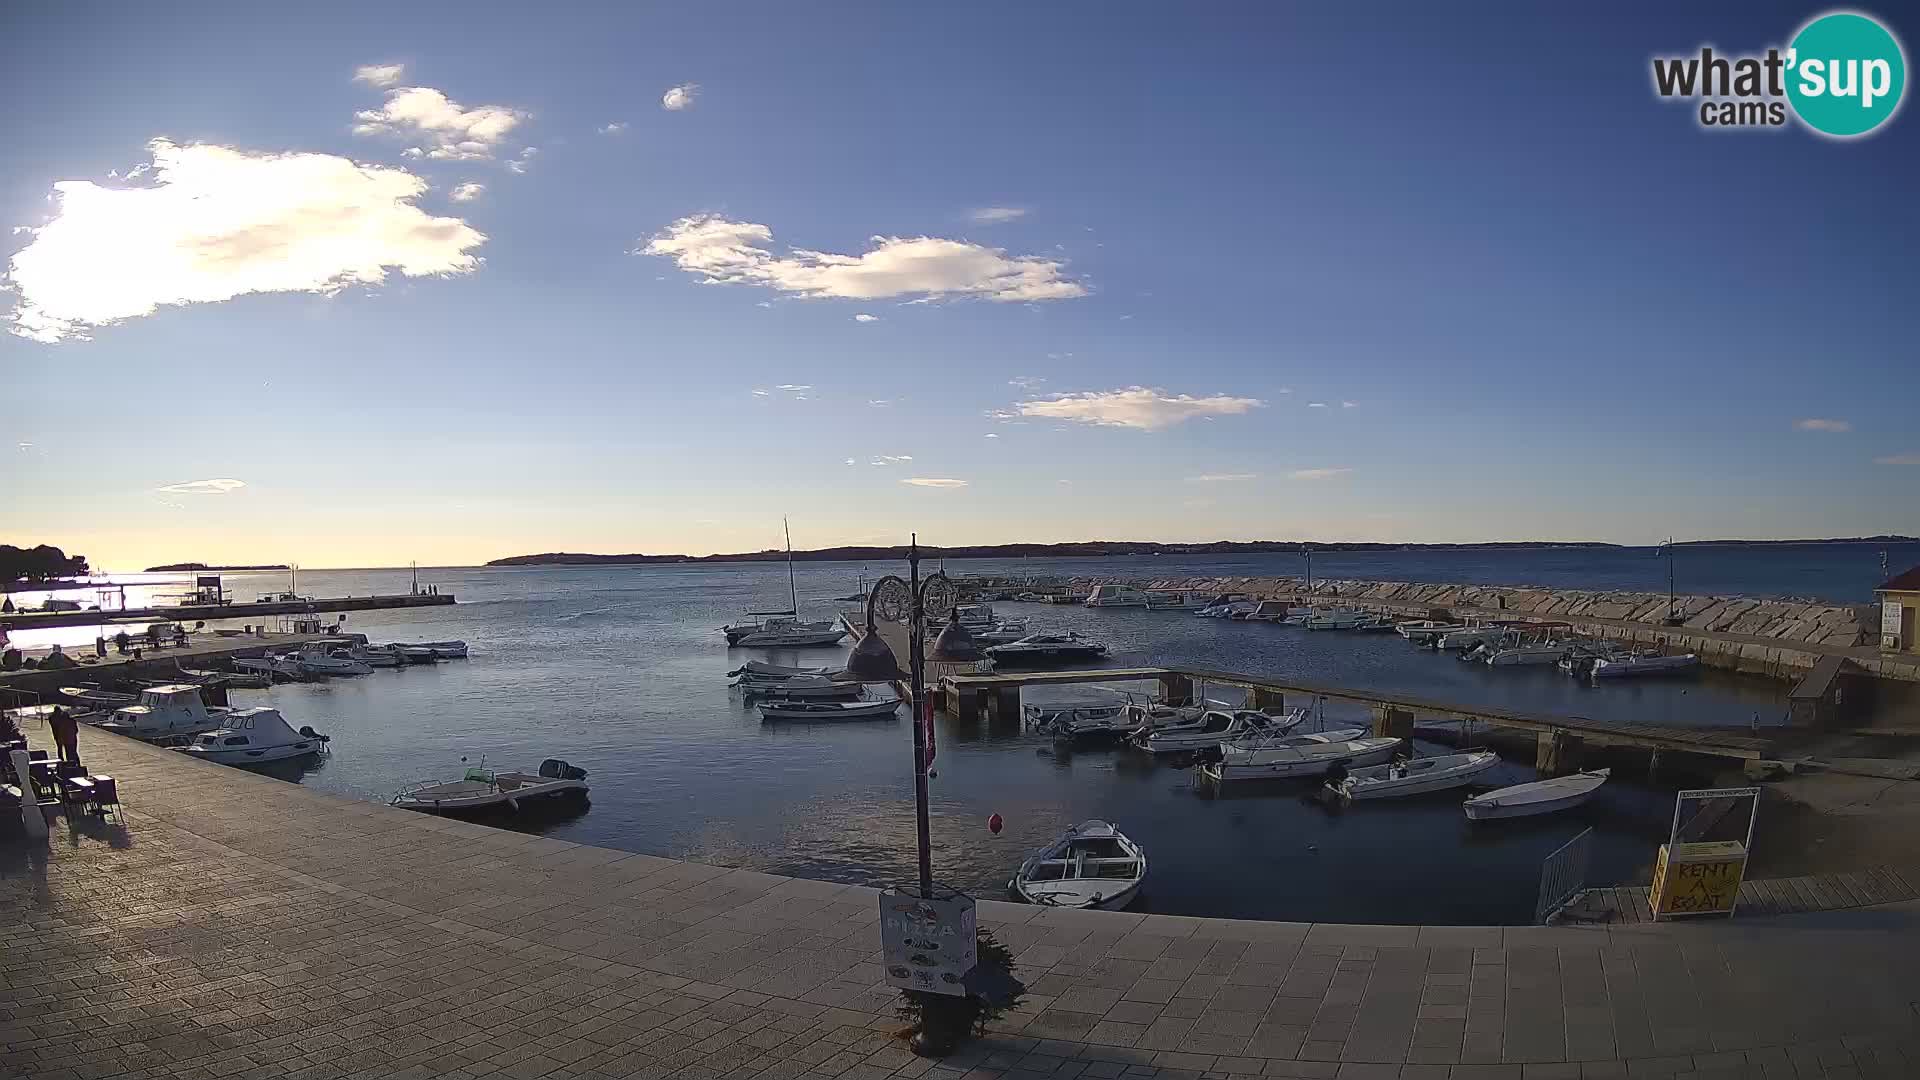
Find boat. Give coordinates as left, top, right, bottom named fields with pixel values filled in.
left=984, top=634, right=1109, bottom=668
left=1350, top=615, right=1399, bottom=633
left=1224, top=723, right=1366, bottom=754
left=174, top=708, right=330, bottom=765
left=99, top=684, right=230, bottom=741
left=1237, top=600, right=1308, bottom=622
left=1589, top=652, right=1700, bottom=679
left=292, top=645, right=373, bottom=677
left=1335, top=750, right=1500, bottom=800
left=391, top=759, right=590, bottom=816
left=1398, top=620, right=1465, bottom=643
left=973, top=620, right=1029, bottom=645
left=729, top=660, right=834, bottom=679
left=951, top=604, right=996, bottom=630
left=1463, top=768, right=1610, bottom=821
left=1084, top=585, right=1149, bottom=608
left=1024, top=698, right=1137, bottom=738
left=1010, top=820, right=1146, bottom=910
left=349, top=646, right=406, bottom=668
left=233, top=655, right=302, bottom=678
left=1485, top=640, right=1574, bottom=666
left=1013, top=591, right=1049, bottom=603
left=1435, top=625, right=1513, bottom=650
left=734, top=674, right=865, bottom=699
left=387, top=640, right=468, bottom=659
left=60, top=685, right=139, bottom=709
left=176, top=665, right=273, bottom=689
left=1195, top=596, right=1255, bottom=618
left=1134, top=709, right=1300, bottom=755
left=1303, top=609, right=1368, bottom=630
left=758, top=698, right=900, bottom=722
left=1198, top=735, right=1404, bottom=782
left=1146, top=590, right=1212, bottom=611
left=722, top=519, right=845, bottom=646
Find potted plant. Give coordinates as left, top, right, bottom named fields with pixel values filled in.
left=895, top=929, right=1023, bottom=1056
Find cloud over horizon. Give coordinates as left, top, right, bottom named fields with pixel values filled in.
left=1188, top=473, right=1257, bottom=483
left=1289, top=467, right=1352, bottom=480
left=1795, top=418, right=1852, bottom=432
left=352, top=63, right=406, bottom=88
left=642, top=215, right=1086, bottom=303
left=902, top=477, right=967, bottom=488
left=354, top=86, right=526, bottom=161
left=4, top=140, right=485, bottom=343
left=157, top=477, right=246, bottom=495
left=1015, top=386, right=1264, bottom=431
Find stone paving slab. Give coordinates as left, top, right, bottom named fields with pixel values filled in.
left=2, top=723, right=1919, bottom=1079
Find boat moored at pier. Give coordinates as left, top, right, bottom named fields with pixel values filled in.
left=1010, top=820, right=1146, bottom=910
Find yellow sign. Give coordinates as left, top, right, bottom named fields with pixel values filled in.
left=1650, top=842, right=1747, bottom=917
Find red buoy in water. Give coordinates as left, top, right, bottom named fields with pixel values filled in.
left=987, top=813, right=1003, bottom=835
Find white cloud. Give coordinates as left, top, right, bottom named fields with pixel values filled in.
left=983, top=433, right=999, bottom=438
left=354, top=86, right=526, bottom=161
left=844, top=457, right=856, bottom=466
left=1341, top=400, right=1358, bottom=408
left=902, top=477, right=967, bottom=488
left=870, top=454, right=913, bottom=466
left=157, top=477, right=246, bottom=495
left=598, top=121, right=629, bottom=135
left=1875, top=453, right=1920, bottom=465
left=4, top=140, right=484, bottom=343
left=1187, top=473, right=1257, bottom=483
left=503, top=147, right=538, bottom=174
left=1795, top=418, right=1851, bottom=432
left=853, top=313, right=878, bottom=323
left=969, top=207, right=1027, bottom=224
left=449, top=181, right=485, bottom=202
left=1308, top=402, right=1328, bottom=408
left=662, top=83, right=699, bottom=111
left=642, top=215, right=1086, bottom=303
left=751, top=388, right=770, bottom=397
left=1289, top=468, right=1352, bottom=480
left=776, top=384, right=810, bottom=392
left=867, top=399, right=892, bottom=407
left=353, top=63, right=406, bottom=88
left=1009, top=375, right=1046, bottom=390
left=1015, top=386, right=1264, bottom=431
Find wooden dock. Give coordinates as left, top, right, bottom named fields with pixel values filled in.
left=1570, top=866, right=1919, bottom=923
left=0, top=591, right=454, bottom=631
left=936, top=664, right=1774, bottom=764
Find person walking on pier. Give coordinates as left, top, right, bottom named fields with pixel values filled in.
left=49, top=707, right=80, bottom=764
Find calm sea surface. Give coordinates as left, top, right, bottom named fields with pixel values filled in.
left=10, top=543, right=1912, bottom=924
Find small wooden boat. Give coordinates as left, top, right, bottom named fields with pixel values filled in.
left=1135, top=709, right=1300, bottom=755
left=1463, top=768, right=1610, bottom=821
left=1336, top=750, right=1500, bottom=801
left=388, top=639, right=468, bottom=659
left=1010, top=820, right=1146, bottom=910
left=1024, top=699, right=1136, bottom=737
left=392, top=759, right=588, bottom=815
left=734, top=674, right=864, bottom=699
left=758, top=698, right=900, bottom=722
left=729, top=660, right=833, bottom=679
left=1198, top=735, right=1403, bottom=782
left=60, top=685, right=139, bottom=708
left=1589, top=652, right=1698, bottom=679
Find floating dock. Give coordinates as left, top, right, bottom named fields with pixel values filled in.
left=0, top=590, right=454, bottom=631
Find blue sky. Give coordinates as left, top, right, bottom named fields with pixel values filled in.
left=3, top=2, right=1916, bottom=568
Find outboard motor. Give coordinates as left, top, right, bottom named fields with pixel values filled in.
left=297, top=725, right=330, bottom=743
left=539, top=758, right=589, bottom=780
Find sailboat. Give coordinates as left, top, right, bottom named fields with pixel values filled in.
left=722, top=518, right=850, bottom=648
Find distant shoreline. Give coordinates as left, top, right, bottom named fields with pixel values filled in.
left=142, top=562, right=292, bottom=572
left=486, top=535, right=1917, bottom=568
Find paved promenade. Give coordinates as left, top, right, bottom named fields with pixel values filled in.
left=4, top=726, right=1919, bottom=1080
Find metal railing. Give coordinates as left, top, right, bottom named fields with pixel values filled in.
left=1535, top=827, right=1594, bottom=923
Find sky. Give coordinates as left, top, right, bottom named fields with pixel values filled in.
left=2, top=1, right=1917, bottom=570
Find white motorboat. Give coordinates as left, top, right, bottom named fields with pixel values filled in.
left=729, top=660, right=834, bottom=679
left=1237, top=600, right=1307, bottom=622
left=1485, top=641, right=1574, bottom=666
left=234, top=655, right=302, bottom=678
left=1198, top=735, right=1404, bottom=782
left=1195, top=598, right=1256, bottom=618
left=758, top=698, right=901, bottom=722
left=1463, top=768, right=1610, bottom=820
left=60, top=685, right=139, bottom=708
left=1397, top=620, right=1465, bottom=643
left=731, top=618, right=850, bottom=648
left=1226, top=724, right=1367, bottom=753
left=293, top=645, right=372, bottom=677
left=1135, top=709, right=1300, bottom=755
left=391, top=759, right=590, bottom=816
left=973, top=620, right=1029, bottom=645
left=1024, top=698, right=1137, bottom=737
left=387, top=639, right=468, bottom=659
left=952, top=604, right=996, bottom=629
left=1010, top=820, right=1146, bottom=910
left=1304, top=609, right=1369, bottom=630
left=1146, top=590, right=1211, bottom=610
left=1589, top=652, right=1699, bottom=679
left=174, top=708, right=330, bottom=766
left=1335, top=750, right=1500, bottom=801
left=734, top=674, right=865, bottom=699
left=985, top=634, right=1109, bottom=668
left=349, top=646, right=405, bottom=668
left=1435, top=626, right=1512, bottom=650
left=99, top=684, right=230, bottom=741
left=1084, top=585, right=1149, bottom=608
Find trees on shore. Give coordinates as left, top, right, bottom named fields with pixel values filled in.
left=1, top=544, right=90, bottom=583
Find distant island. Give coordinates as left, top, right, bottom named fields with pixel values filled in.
left=490, top=535, right=1919, bottom=568
left=489, top=540, right=1623, bottom=566
left=144, top=562, right=292, bottom=572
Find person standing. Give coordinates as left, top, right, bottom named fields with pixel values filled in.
left=49, top=706, right=80, bottom=764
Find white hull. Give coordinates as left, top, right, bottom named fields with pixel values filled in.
left=1590, top=654, right=1698, bottom=678
left=759, top=699, right=900, bottom=721
left=732, top=627, right=849, bottom=648
left=1200, top=737, right=1402, bottom=781
left=1436, top=628, right=1506, bottom=650
left=1304, top=611, right=1367, bottom=630
left=1485, top=646, right=1569, bottom=666
left=1025, top=701, right=1136, bottom=737
left=1463, top=768, right=1610, bottom=820
left=1012, top=820, right=1146, bottom=910
left=180, top=741, right=322, bottom=765
left=1084, top=586, right=1149, bottom=608
left=1137, top=710, right=1302, bottom=755
left=393, top=761, right=589, bottom=815
left=1340, top=751, right=1500, bottom=800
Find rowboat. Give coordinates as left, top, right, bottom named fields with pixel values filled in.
left=392, top=759, right=589, bottom=816
left=1463, top=768, right=1610, bottom=821
left=1010, top=820, right=1146, bottom=910
left=1335, top=750, right=1500, bottom=801
left=758, top=698, right=900, bottom=722
left=729, top=660, right=833, bottom=679
left=1134, top=709, right=1301, bottom=755
left=733, top=674, right=864, bottom=699
left=1197, top=735, right=1403, bottom=782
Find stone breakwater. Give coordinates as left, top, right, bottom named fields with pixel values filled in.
left=1025, top=575, right=1919, bottom=683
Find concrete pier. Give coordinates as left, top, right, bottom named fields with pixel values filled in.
left=3, top=722, right=1919, bottom=1078
left=0, top=589, right=455, bottom=631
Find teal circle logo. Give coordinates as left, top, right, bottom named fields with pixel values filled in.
left=1787, top=12, right=1907, bottom=137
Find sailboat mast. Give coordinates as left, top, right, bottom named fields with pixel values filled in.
left=785, top=517, right=797, bottom=614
